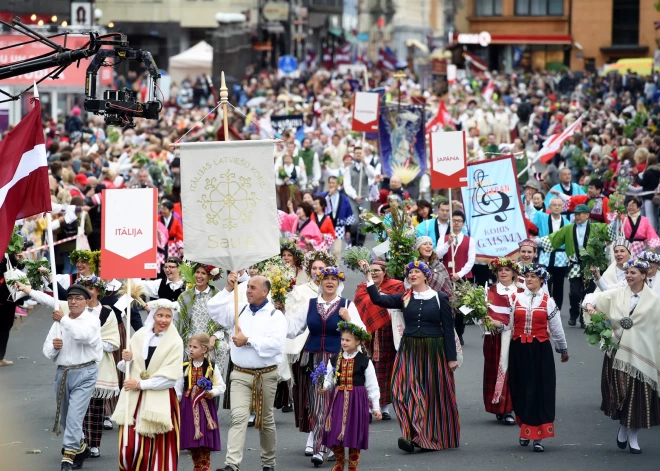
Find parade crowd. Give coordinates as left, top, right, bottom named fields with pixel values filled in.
left=2, top=63, right=660, bottom=471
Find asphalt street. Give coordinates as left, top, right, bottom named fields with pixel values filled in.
left=1, top=270, right=659, bottom=471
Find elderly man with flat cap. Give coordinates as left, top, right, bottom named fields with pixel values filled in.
left=42, top=285, right=102, bottom=471
left=208, top=273, right=287, bottom=471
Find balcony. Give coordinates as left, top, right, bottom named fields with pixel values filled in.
left=307, top=0, right=343, bottom=14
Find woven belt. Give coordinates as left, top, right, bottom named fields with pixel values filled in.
left=53, top=361, right=96, bottom=434
left=233, top=364, right=277, bottom=430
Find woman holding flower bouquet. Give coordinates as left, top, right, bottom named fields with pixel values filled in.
left=361, top=259, right=460, bottom=453
left=175, top=332, right=226, bottom=471
left=353, top=259, right=404, bottom=421
left=583, top=259, right=660, bottom=454
left=287, top=267, right=365, bottom=466
left=484, top=258, right=524, bottom=426
left=490, top=264, right=568, bottom=453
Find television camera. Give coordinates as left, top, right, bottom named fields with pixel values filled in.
left=0, top=17, right=162, bottom=127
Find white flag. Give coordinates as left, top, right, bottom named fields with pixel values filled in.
left=179, top=140, right=280, bottom=270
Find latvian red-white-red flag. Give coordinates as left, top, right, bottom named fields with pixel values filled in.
left=538, top=116, right=583, bottom=164
left=322, top=45, right=334, bottom=70
left=482, top=80, right=495, bottom=103
left=334, top=41, right=352, bottom=66
left=0, top=92, right=51, bottom=257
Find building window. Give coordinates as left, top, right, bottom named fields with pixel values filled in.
left=474, top=0, right=502, bottom=16
left=515, top=0, right=563, bottom=16
left=612, top=0, right=640, bottom=45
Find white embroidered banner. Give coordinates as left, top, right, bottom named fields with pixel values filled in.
left=180, top=140, right=280, bottom=270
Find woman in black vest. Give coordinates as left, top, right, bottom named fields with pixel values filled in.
left=360, top=259, right=460, bottom=453
left=287, top=267, right=366, bottom=466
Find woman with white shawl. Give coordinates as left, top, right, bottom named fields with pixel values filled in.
left=590, top=239, right=631, bottom=292
left=584, top=259, right=660, bottom=454
left=112, top=299, right=184, bottom=470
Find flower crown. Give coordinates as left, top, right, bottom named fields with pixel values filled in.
left=147, top=298, right=180, bottom=313
left=69, top=250, right=101, bottom=273
left=404, top=260, right=432, bottom=280
left=489, top=257, right=520, bottom=274
left=337, top=320, right=372, bottom=342
left=637, top=251, right=660, bottom=265
left=280, top=238, right=305, bottom=266
left=304, top=250, right=337, bottom=278
left=317, top=266, right=346, bottom=282
left=196, top=263, right=223, bottom=280
left=520, top=263, right=550, bottom=282
left=75, top=275, right=107, bottom=298
left=623, top=259, right=650, bottom=271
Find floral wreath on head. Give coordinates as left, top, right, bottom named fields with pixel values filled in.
left=520, top=263, right=550, bottom=282
left=638, top=251, right=660, bottom=265
left=489, top=257, right=521, bottom=274
left=337, top=320, right=372, bottom=342
left=623, top=259, right=650, bottom=271
left=69, top=250, right=100, bottom=274
left=304, top=250, right=337, bottom=279
left=147, top=298, right=180, bottom=313
left=404, top=260, right=432, bottom=280
left=280, top=238, right=305, bottom=267
left=317, top=266, right=346, bottom=282
left=195, top=262, right=222, bottom=281
left=75, top=275, right=107, bottom=298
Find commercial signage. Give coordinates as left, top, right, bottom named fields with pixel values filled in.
left=263, top=2, right=290, bottom=22
left=451, top=31, right=491, bottom=47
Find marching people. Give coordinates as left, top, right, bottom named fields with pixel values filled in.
left=138, top=256, right=186, bottom=302
left=620, top=197, right=659, bottom=255
left=436, top=211, right=475, bottom=345
left=484, top=258, right=523, bottom=425
left=175, top=333, right=226, bottom=471
left=353, top=259, right=405, bottom=421
left=545, top=167, right=585, bottom=215
left=637, top=250, right=660, bottom=293
left=415, top=199, right=451, bottom=247
left=343, top=148, right=377, bottom=248
left=538, top=204, right=609, bottom=328
left=113, top=299, right=184, bottom=471
left=207, top=272, right=287, bottom=471
left=584, top=259, right=660, bottom=454
left=415, top=236, right=454, bottom=298
left=321, top=321, right=382, bottom=471
left=286, top=267, right=365, bottom=466
left=317, top=175, right=355, bottom=259
left=490, top=264, right=568, bottom=452
left=42, top=284, right=102, bottom=471
left=530, top=197, right=570, bottom=308
left=558, top=178, right=610, bottom=224
left=360, top=259, right=460, bottom=453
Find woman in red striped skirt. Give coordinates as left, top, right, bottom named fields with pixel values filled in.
left=361, top=259, right=460, bottom=452
left=484, top=258, right=523, bottom=425
left=113, top=299, right=184, bottom=471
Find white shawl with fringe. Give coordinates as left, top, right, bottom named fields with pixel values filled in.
left=94, top=309, right=120, bottom=398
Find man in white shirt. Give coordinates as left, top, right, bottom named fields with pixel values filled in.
left=43, top=285, right=102, bottom=471
left=209, top=273, right=287, bottom=471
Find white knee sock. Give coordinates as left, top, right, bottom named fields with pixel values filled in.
left=382, top=404, right=390, bottom=414
left=306, top=431, right=314, bottom=448
left=628, top=428, right=640, bottom=449
left=618, top=425, right=629, bottom=442
left=533, top=440, right=542, bottom=445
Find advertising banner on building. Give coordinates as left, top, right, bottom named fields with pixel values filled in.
left=429, top=130, right=467, bottom=189
left=460, top=155, right=527, bottom=259
left=351, top=91, right=379, bottom=132
left=101, top=188, right=158, bottom=279
left=179, top=140, right=280, bottom=270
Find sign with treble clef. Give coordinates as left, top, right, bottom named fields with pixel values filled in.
left=460, top=155, right=527, bottom=259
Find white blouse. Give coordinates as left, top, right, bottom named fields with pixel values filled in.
left=507, top=289, right=568, bottom=354
left=174, top=360, right=226, bottom=401
left=287, top=295, right=365, bottom=339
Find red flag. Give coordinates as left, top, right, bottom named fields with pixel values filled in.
left=334, top=41, right=352, bottom=66
left=0, top=98, right=52, bottom=257
left=482, top=80, right=495, bottom=103
left=538, top=116, right=583, bottom=164
left=322, top=45, right=333, bottom=70
left=425, top=101, right=454, bottom=134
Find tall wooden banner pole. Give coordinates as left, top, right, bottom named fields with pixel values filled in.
left=220, top=71, right=240, bottom=331
left=122, top=278, right=132, bottom=447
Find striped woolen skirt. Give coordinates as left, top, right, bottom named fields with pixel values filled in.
left=391, top=336, right=460, bottom=449
left=369, top=325, right=396, bottom=407
left=482, top=334, right=513, bottom=415
left=107, top=322, right=127, bottom=417
left=118, top=389, right=180, bottom=471
left=601, top=350, right=660, bottom=429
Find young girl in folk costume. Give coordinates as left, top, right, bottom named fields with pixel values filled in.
left=321, top=321, right=381, bottom=471
left=175, top=333, right=226, bottom=471
left=113, top=299, right=184, bottom=471
left=484, top=258, right=524, bottom=426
